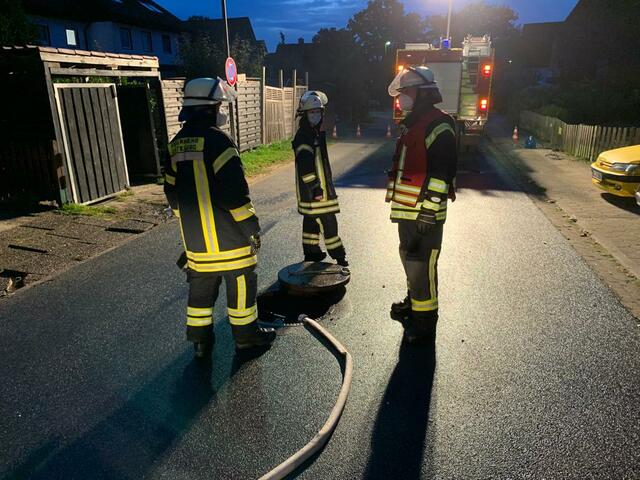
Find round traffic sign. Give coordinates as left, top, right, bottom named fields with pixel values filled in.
left=225, top=57, right=237, bottom=86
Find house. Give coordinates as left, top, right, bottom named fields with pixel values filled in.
left=265, top=38, right=315, bottom=86
left=551, top=0, right=640, bottom=80
left=21, top=0, right=183, bottom=73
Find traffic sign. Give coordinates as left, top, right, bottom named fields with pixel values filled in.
left=225, top=57, right=237, bottom=86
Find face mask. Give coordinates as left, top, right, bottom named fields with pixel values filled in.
left=216, top=111, right=228, bottom=126
left=307, top=112, right=323, bottom=126
left=398, top=93, right=414, bottom=112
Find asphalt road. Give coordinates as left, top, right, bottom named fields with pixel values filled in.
left=1, top=127, right=639, bottom=479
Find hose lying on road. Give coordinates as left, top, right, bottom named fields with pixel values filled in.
left=258, top=315, right=354, bottom=480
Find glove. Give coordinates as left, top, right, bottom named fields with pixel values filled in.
left=250, top=234, right=261, bottom=255
left=416, top=209, right=437, bottom=235
left=313, top=187, right=324, bottom=201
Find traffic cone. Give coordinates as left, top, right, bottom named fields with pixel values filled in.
left=512, top=126, right=519, bottom=144
left=386, top=124, right=392, bottom=138
left=332, top=125, right=338, bottom=139
left=356, top=124, right=361, bottom=138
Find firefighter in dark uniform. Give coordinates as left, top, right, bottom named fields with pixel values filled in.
left=292, top=91, right=348, bottom=266
left=386, top=66, right=458, bottom=344
left=164, top=77, right=275, bottom=358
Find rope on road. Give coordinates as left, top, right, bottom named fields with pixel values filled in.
left=258, top=316, right=354, bottom=480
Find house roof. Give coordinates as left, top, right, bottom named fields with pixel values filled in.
left=21, top=0, right=183, bottom=32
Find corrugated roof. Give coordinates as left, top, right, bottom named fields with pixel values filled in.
left=1, top=44, right=159, bottom=67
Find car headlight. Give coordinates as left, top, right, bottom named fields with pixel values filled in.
left=611, top=163, right=640, bottom=173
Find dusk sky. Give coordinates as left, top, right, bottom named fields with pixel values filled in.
left=159, top=0, right=579, bottom=51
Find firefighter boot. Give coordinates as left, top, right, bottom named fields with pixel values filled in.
left=231, top=322, right=276, bottom=351
left=304, top=251, right=327, bottom=263
left=390, top=292, right=411, bottom=322
left=193, top=333, right=215, bottom=359
left=336, top=256, right=349, bottom=267
left=403, top=315, right=437, bottom=346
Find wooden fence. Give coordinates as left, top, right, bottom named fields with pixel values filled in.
left=163, top=73, right=307, bottom=152
left=0, top=137, right=58, bottom=204
left=520, top=111, right=640, bottom=161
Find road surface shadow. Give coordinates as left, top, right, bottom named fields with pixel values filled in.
left=3, top=351, right=223, bottom=480
left=600, top=193, right=640, bottom=214
left=333, top=139, right=529, bottom=197
left=364, top=341, right=437, bottom=480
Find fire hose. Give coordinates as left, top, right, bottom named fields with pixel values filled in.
left=258, top=315, right=354, bottom=480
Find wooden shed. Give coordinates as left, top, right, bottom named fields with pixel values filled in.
left=0, top=46, right=165, bottom=206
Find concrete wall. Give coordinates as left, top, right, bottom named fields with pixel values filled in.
left=29, top=15, right=180, bottom=67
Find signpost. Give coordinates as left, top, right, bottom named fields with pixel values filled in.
left=225, top=57, right=238, bottom=86
left=220, top=0, right=236, bottom=141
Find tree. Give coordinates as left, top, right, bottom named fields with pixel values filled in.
left=230, top=37, right=265, bottom=78
left=425, top=1, right=518, bottom=46
left=179, top=32, right=225, bottom=79
left=0, top=0, right=37, bottom=46
left=309, top=28, right=368, bottom=120
left=347, top=0, right=428, bottom=103
left=179, top=17, right=265, bottom=79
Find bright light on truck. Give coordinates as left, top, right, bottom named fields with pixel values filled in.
left=482, top=64, right=492, bottom=77
left=480, top=98, right=489, bottom=111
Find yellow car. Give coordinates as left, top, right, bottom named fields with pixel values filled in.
left=591, top=145, right=640, bottom=197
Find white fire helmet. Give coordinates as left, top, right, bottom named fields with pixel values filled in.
left=388, top=66, right=440, bottom=97
left=182, top=77, right=237, bottom=107
left=297, top=90, right=328, bottom=114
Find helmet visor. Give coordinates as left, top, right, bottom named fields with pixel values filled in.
left=388, top=67, right=439, bottom=97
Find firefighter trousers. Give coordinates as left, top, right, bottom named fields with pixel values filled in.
left=186, top=269, right=258, bottom=343
left=302, top=214, right=346, bottom=260
left=398, top=221, right=443, bottom=322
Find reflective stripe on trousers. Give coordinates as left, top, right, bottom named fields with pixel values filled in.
left=398, top=221, right=443, bottom=318
left=186, top=269, right=259, bottom=342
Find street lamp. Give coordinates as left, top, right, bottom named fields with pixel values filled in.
left=384, top=40, right=391, bottom=54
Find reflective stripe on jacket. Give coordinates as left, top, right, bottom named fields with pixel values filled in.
left=292, top=126, right=339, bottom=216
left=164, top=119, right=260, bottom=273
left=386, top=107, right=457, bottom=223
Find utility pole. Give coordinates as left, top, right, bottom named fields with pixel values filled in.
left=446, top=0, right=453, bottom=42
left=220, top=0, right=236, bottom=141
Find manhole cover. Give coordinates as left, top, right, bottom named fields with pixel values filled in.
left=278, top=261, right=350, bottom=295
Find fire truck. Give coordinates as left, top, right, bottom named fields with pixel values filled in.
left=394, top=36, right=494, bottom=147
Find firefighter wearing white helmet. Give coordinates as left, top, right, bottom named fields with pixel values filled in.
left=164, top=77, right=275, bottom=358
left=386, top=66, right=458, bottom=345
left=291, top=91, right=348, bottom=266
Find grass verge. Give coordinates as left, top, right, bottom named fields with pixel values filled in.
left=241, top=140, right=294, bottom=177
left=59, top=203, right=117, bottom=216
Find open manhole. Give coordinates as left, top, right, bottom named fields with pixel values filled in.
left=0, top=270, right=27, bottom=295
left=257, top=280, right=347, bottom=328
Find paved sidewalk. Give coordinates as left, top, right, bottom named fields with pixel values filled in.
left=486, top=117, right=640, bottom=281
left=0, top=184, right=170, bottom=295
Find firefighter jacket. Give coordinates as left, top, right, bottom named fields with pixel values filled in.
left=386, top=106, right=457, bottom=224
left=164, top=116, right=260, bottom=274
left=292, top=124, right=339, bottom=216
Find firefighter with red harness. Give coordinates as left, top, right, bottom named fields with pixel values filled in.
left=386, top=66, right=458, bottom=344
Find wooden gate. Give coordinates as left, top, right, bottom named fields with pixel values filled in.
left=54, top=84, right=129, bottom=204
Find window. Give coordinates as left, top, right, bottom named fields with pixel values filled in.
left=65, top=28, right=78, bottom=47
left=142, top=31, right=153, bottom=52
left=162, top=34, right=172, bottom=53
left=36, top=24, right=50, bottom=46
left=120, top=28, right=133, bottom=50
